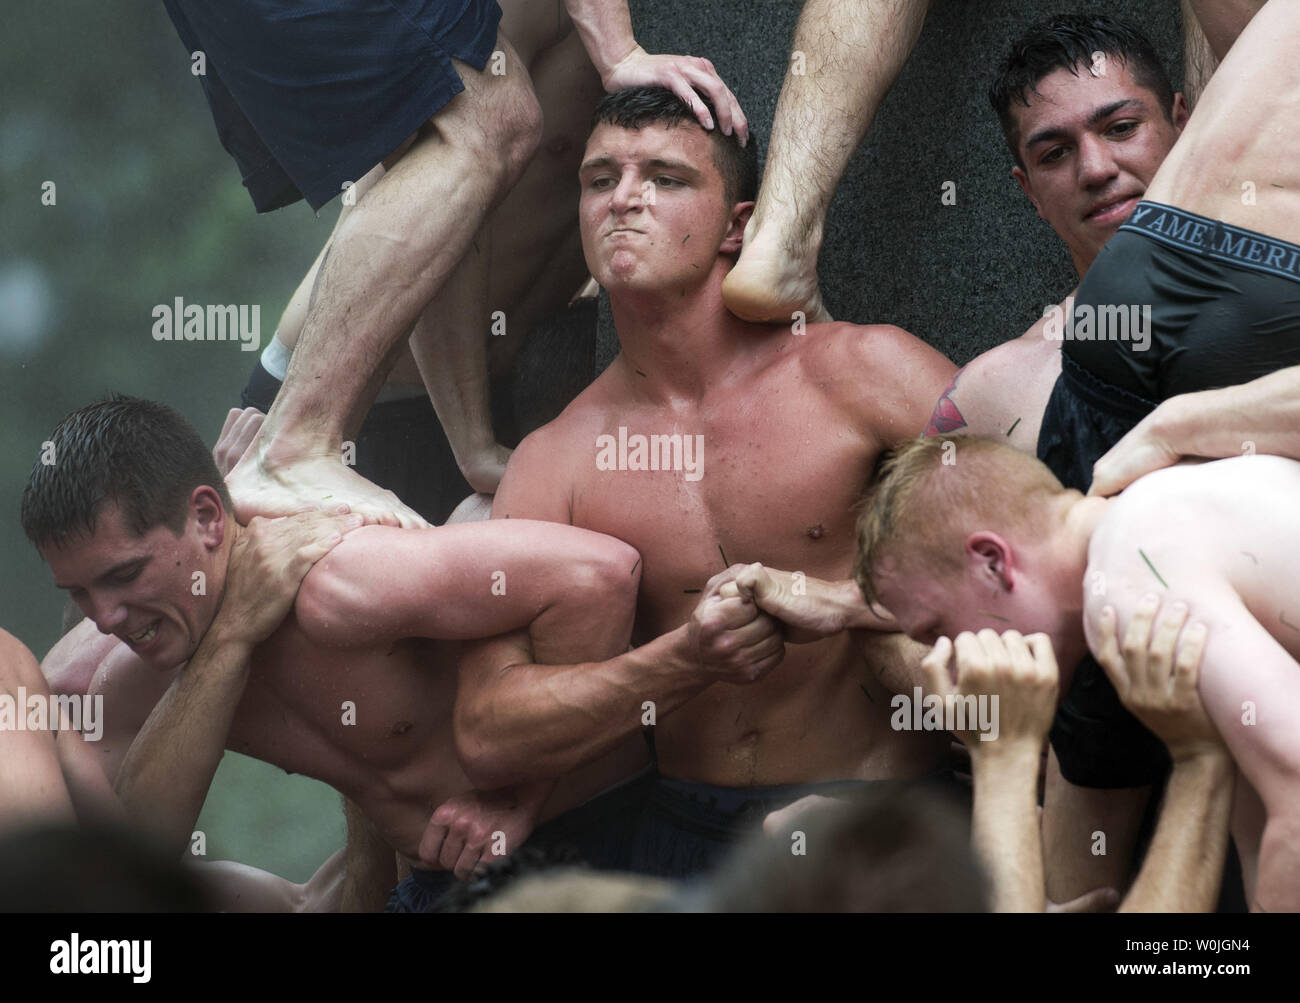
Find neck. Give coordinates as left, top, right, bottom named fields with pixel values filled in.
left=608, top=257, right=770, bottom=399
left=1047, top=491, right=1111, bottom=665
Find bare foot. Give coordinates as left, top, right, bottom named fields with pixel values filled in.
left=723, top=218, right=832, bottom=325
left=227, top=451, right=430, bottom=528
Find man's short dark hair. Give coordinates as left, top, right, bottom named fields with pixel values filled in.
left=22, top=395, right=232, bottom=550
left=989, top=13, right=1176, bottom=167
left=591, top=86, right=759, bottom=207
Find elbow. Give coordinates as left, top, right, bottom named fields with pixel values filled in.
left=574, top=537, right=643, bottom=609
left=454, top=699, right=528, bottom=791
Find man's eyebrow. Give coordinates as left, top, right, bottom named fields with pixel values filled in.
left=579, top=156, right=700, bottom=174
left=1024, top=98, right=1145, bottom=150
left=55, top=556, right=149, bottom=591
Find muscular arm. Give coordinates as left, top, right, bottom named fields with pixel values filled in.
left=1042, top=754, right=1148, bottom=902
left=454, top=429, right=781, bottom=789
left=0, top=630, right=75, bottom=830
left=1150, top=588, right=1300, bottom=911
left=1091, top=365, right=1300, bottom=496
left=1120, top=752, right=1234, bottom=912
left=115, top=624, right=257, bottom=856
left=1185, top=0, right=1268, bottom=61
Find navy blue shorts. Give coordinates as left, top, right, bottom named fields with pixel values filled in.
left=628, top=772, right=966, bottom=880
left=164, top=0, right=503, bottom=212
left=384, top=770, right=656, bottom=913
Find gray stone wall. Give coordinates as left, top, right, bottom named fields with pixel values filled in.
left=593, top=0, right=1185, bottom=370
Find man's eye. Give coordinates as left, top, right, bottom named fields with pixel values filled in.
left=589, top=176, right=615, bottom=190
left=655, top=176, right=683, bottom=188
left=1108, top=120, right=1139, bottom=137
left=111, top=568, right=142, bottom=584
left=1041, top=146, right=1067, bottom=165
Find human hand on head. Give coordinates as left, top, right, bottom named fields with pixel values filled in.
left=603, top=48, right=749, bottom=146
left=687, top=566, right=785, bottom=683
left=214, top=511, right=362, bottom=646
left=1093, top=596, right=1223, bottom=762
left=921, top=630, right=1059, bottom=756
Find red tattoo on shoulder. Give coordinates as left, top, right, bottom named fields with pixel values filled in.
left=923, top=366, right=968, bottom=437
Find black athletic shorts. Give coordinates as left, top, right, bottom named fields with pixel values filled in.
left=1039, top=201, right=1300, bottom=789
left=164, top=0, right=503, bottom=212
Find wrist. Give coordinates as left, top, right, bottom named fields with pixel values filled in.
left=1168, top=742, right=1232, bottom=772
left=202, top=614, right=262, bottom=659
left=970, top=738, right=1043, bottom=775
left=600, top=42, right=643, bottom=87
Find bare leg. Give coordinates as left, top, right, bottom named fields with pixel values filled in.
left=722, top=0, right=931, bottom=324
left=411, top=21, right=603, bottom=491
left=228, top=30, right=543, bottom=526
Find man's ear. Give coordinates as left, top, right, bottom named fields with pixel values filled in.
left=967, top=531, right=1013, bottom=591
left=1170, top=91, right=1190, bottom=132
left=192, top=486, right=227, bottom=551
left=1011, top=166, right=1044, bottom=219
left=721, top=200, right=755, bottom=254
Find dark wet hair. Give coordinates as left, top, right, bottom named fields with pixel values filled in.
left=591, top=86, right=759, bottom=206
left=989, top=13, right=1175, bottom=167
left=22, top=394, right=231, bottom=549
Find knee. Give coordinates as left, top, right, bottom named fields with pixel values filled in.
left=493, top=74, right=544, bottom=177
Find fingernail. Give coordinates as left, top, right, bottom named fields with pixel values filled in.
left=703, top=115, right=715, bottom=130
left=1142, top=593, right=1159, bottom=607
left=1101, top=606, right=1114, bottom=620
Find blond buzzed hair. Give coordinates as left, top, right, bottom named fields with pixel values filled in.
left=854, top=435, right=1068, bottom=611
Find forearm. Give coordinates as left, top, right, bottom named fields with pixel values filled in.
left=1185, top=0, right=1267, bottom=61
left=458, top=626, right=705, bottom=788
left=1120, top=751, right=1234, bottom=912
left=1042, top=753, right=1148, bottom=901
left=115, top=628, right=252, bottom=856
left=1151, top=368, right=1300, bottom=461
left=824, top=577, right=895, bottom=631
left=564, top=0, right=638, bottom=82
left=1255, top=809, right=1300, bottom=912
left=970, top=745, right=1045, bottom=912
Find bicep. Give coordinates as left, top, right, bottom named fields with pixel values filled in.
left=1194, top=597, right=1300, bottom=809
left=300, top=520, right=636, bottom=645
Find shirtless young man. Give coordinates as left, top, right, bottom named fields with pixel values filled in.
left=926, top=14, right=1189, bottom=454
left=449, top=86, right=958, bottom=881
left=854, top=436, right=1300, bottom=912
left=22, top=395, right=652, bottom=907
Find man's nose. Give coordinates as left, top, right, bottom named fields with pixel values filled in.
left=1076, top=133, right=1119, bottom=189
left=88, top=594, right=128, bottom=635
left=610, top=173, right=646, bottom=214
